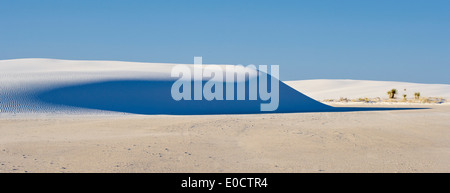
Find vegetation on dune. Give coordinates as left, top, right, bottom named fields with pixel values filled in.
left=414, top=92, right=420, bottom=100
left=321, top=90, right=447, bottom=104
left=387, top=88, right=397, bottom=99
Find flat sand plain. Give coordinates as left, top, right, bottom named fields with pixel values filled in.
left=0, top=104, right=449, bottom=173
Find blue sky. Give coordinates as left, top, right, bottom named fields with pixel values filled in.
left=1, top=0, right=449, bottom=83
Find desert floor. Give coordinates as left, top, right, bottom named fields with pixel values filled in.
left=0, top=104, right=449, bottom=173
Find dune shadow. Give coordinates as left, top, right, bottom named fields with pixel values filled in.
left=35, top=79, right=427, bottom=115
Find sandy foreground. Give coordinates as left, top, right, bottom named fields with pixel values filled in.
left=0, top=104, right=449, bottom=173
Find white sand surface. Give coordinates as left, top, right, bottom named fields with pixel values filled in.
left=0, top=104, right=449, bottom=173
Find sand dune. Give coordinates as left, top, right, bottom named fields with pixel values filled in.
left=0, top=59, right=332, bottom=115
left=285, top=79, right=450, bottom=101
left=1, top=59, right=442, bottom=115
left=1, top=58, right=334, bottom=115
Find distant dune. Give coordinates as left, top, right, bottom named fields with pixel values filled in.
left=285, top=79, right=450, bottom=101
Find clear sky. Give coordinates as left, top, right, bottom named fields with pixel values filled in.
left=1, top=0, right=449, bottom=83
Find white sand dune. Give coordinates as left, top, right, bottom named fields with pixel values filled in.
left=0, top=58, right=330, bottom=115
left=285, top=79, right=450, bottom=101
left=2, top=58, right=448, bottom=115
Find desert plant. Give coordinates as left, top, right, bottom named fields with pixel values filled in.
left=403, top=94, right=407, bottom=100
left=414, top=92, right=420, bottom=100
left=339, top=97, right=349, bottom=102
left=387, top=89, right=397, bottom=99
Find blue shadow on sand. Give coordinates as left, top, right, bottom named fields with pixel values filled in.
left=36, top=79, right=426, bottom=115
